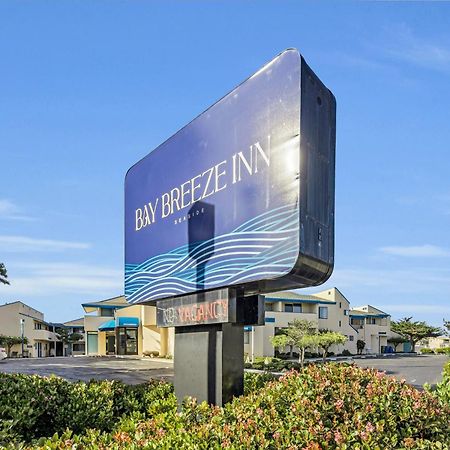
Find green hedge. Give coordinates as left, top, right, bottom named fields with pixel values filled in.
left=420, top=347, right=450, bottom=355
left=434, top=347, right=450, bottom=355
left=420, top=348, right=434, bottom=354
left=2, top=364, right=450, bottom=449
left=0, top=373, right=174, bottom=445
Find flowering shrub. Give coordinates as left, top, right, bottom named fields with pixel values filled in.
left=2, top=364, right=450, bottom=449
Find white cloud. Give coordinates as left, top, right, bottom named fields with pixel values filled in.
left=379, top=245, right=450, bottom=258
left=0, top=199, right=35, bottom=221
left=0, top=235, right=91, bottom=252
left=384, top=24, right=450, bottom=72
left=1, top=262, right=123, bottom=297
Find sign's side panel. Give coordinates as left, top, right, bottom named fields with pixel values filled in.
left=125, top=50, right=301, bottom=305
left=297, top=57, right=336, bottom=284
left=257, top=57, right=336, bottom=293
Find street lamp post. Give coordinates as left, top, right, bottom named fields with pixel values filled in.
left=20, top=318, right=25, bottom=357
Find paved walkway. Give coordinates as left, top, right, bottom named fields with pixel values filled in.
left=0, top=356, right=174, bottom=384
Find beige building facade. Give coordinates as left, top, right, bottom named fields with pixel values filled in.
left=244, top=288, right=392, bottom=358
left=83, top=296, right=174, bottom=357
left=0, top=301, right=59, bottom=357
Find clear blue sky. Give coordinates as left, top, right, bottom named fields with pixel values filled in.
left=1, top=1, right=449, bottom=325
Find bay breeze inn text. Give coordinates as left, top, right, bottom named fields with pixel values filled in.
left=135, top=136, right=271, bottom=231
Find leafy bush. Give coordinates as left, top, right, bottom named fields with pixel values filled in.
left=2, top=364, right=450, bottom=449
left=0, top=373, right=174, bottom=445
left=436, top=360, right=450, bottom=405
left=420, top=348, right=434, bottom=354
left=340, top=349, right=353, bottom=356
left=434, top=347, right=450, bottom=355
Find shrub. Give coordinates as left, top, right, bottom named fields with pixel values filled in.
left=436, top=360, right=450, bottom=405
left=434, top=347, right=450, bottom=355
left=420, top=348, right=434, bottom=354
left=0, top=373, right=174, bottom=445
left=2, top=364, right=450, bottom=449
left=341, top=349, right=353, bottom=356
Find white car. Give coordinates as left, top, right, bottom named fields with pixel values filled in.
left=0, top=347, right=7, bottom=361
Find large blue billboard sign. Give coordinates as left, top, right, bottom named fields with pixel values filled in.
left=125, top=49, right=336, bottom=305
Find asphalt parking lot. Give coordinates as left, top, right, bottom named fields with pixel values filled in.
left=352, top=354, right=448, bottom=388
left=0, top=355, right=447, bottom=388
left=0, top=356, right=174, bottom=384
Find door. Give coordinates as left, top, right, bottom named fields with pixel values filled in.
left=87, top=332, right=98, bottom=355
left=116, top=328, right=138, bottom=355
left=106, top=334, right=115, bottom=354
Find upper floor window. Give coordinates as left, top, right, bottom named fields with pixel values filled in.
left=318, top=307, right=328, bottom=319
left=344, top=310, right=349, bottom=316
left=265, top=303, right=273, bottom=312
left=284, top=304, right=302, bottom=313
left=367, top=318, right=377, bottom=325
left=349, top=335, right=354, bottom=342
left=100, top=308, right=114, bottom=317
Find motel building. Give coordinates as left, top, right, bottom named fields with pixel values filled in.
left=82, top=296, right=174, bottom=357
left=81, top=288, right=392, bottom=359
left=0, top=301, right=59, bottom=357
left=243, top=288, right=392, bottom=358
left=348, top=305, right=391, bottom=354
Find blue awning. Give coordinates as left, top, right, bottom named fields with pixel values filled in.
left=117, top=317, right=139, bottom=328
left=98, top=319, right=116, bottom=331
left=98, top=317, right=139, bottom=331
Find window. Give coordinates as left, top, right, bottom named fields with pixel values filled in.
left=100, top=308, right=114, bottom=317
left=344, top=310, right=349, bottom=316
left=349, top=336, right=354, bottom=342
left=339, top=320, right=342, bottom=327
left=265, top=303, right=273, bottom=312
left=339, top=302, right=342, bottom=309
left=244, top=332, right=250, bottom=345
left=285, top=304, right=303, bottom=313
left=367, top=318, right=377, bottom=325
left=318, top=307, right=328, bottom=319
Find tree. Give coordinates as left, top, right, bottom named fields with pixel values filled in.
left=444, top=319, right=450, bottom=336
left=0, top=335, right=28, bottom=357
left=270, top=319, right=318, bottom=368
left=387, top=336, right=408, bottom=352
left=0, top=263, right=10, bottom=285
left=317, top=331, right=347, bottom=362
left=391, top=317, right=442, bottom=353
left=270, top=334, right=294, bottom=358
left=56, top=328, right=83, bottom=356
left=356, top=339, right=366, bottom=355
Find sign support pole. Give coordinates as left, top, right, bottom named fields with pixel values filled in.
left=174, top=321, right=244, bottom=406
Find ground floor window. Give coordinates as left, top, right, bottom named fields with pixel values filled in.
left=244, top=331, right=250, bottom=344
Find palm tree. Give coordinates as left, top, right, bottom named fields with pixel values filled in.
left=0, top=263, right=10, bottom=285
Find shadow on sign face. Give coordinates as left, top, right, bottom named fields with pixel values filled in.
left=188, top=200, right=215, bottom=293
